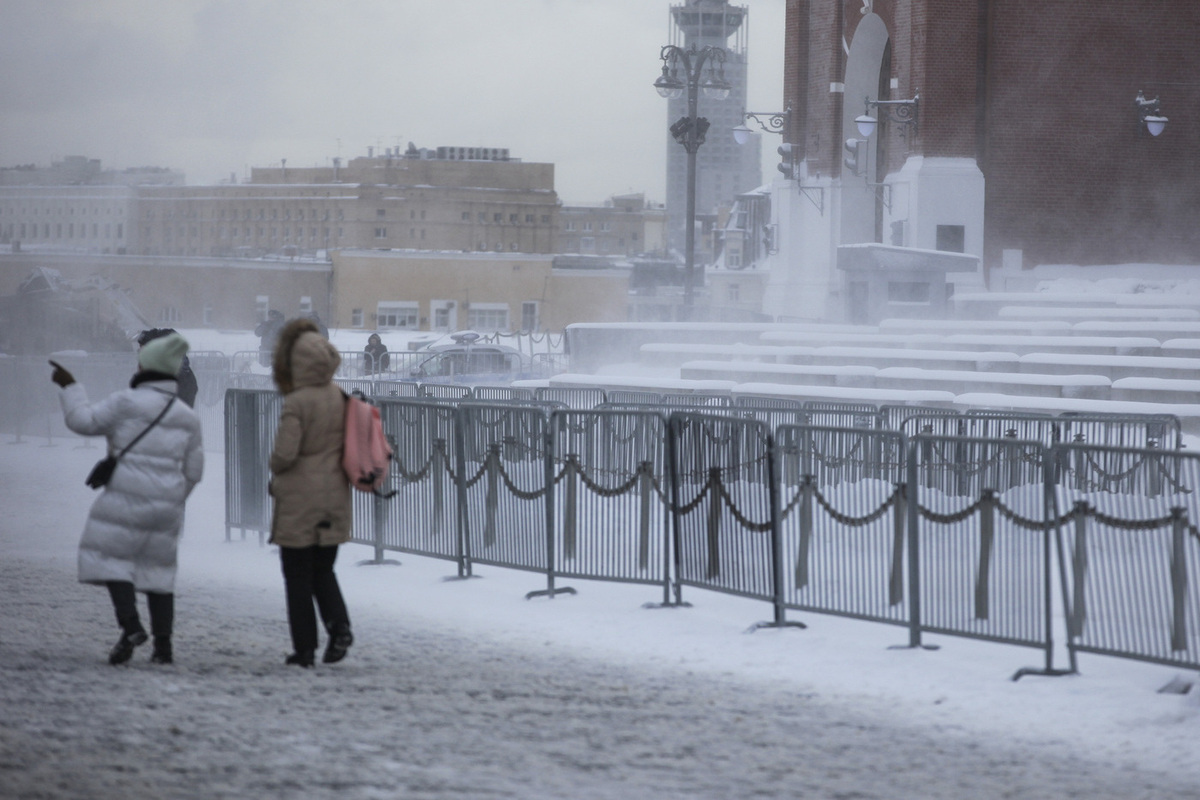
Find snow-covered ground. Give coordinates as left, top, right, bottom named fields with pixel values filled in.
left=3, top=417, right=1200, bottom=798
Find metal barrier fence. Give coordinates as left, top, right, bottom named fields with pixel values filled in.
left=668, top=413, right=792, bottom=628
left=223, top=388, right=281, bottom=542
left=776, top=425, right=909, bottom=628
left=456, top=403, right=568, bottom=597
left=220, top=388, right=1200, bottom=679
left=1054, top=443, right=1200, bottom=671
left=354, top=398, right=466, bottom=573
left=907, top=435, right=1068, bottom=678
left=552, top=409, right=674, bottom=605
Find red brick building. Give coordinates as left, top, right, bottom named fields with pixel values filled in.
left=763, top=0, right=1200, bottom=319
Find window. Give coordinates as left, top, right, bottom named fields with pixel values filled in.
left=462, top=211, right=470, bottom=220
left=466, top=303, right=509, bottom=332
left=256, top=295, right=270, bottom=322
left=509, top=213, right=519, bottom=223
left=565, top=221, right=575, bottom=231
left=887, top=281, right=931, bottom=303
left=525, top=214, right=534, bottom=223
left=376, top=302, right=419, bottom=329
left=376, top=209, right=386, bottom=218
left=936, top=224, right=965, bottom=253
left=493, top=213, right=502, bottom=223
left=351, top=308, right=364, bottom=328
left=202, top=304, right=214, bottom=325
left=299, top=296, right=313, bottom=314
left=583, top=222, right=593, bottom=231
left=478, top=212, right=487, bottom=222
left=541, top=215, right=550, bottom=224
left=580, top=236, right=595, bottom=253
left=158, top=306, right=181, bottom=324
left=521, top=301, right=538, bottom=331
left=375, top=227, right=387, bottom=239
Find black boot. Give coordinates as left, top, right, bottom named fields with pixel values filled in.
left=150, top=635, right=173, bottom=664
left=285, top=651, right=315, bottom=668
left=109, top=629, right=148, bottom=665
left=323, top=623, right=353, bottom=664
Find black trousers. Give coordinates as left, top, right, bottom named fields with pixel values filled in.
left=279, top=544, right=350, bottom=655
left=106, top=581, right=173, bottom=637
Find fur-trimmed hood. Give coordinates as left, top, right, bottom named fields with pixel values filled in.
left=272, top=318, right=340, bottom=394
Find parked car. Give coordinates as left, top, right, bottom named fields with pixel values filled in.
left=406, top=331, right=533, bottom=383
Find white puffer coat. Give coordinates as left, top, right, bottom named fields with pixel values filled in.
left=60, top=378, right=204, bottom=593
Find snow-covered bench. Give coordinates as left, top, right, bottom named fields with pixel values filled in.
left=757, top=330, right=940, bottom=349
left=734, top=382, right=955, bottom=406
left=878, top=318, right=1073, bottom=335
left=938, top=334, right=1159, bottom=357
left=954, top=392, right=1200, bottom=434
left=874, top=367, right=1110, bottom=399
left=1110, top=377, right=1200, bottom=405
left=1018, top=352, right=1200, bottom=381
left=638, top=341, right=814, bottom=368
left=679, top=360, right=878, bottom=388
left=999, top=305, right=1200, bottom=321
left=1073, top=320, right=1200, bottom=339
left=802, top=346, right=1020, bottom=373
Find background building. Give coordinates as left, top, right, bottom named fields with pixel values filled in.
left=331, top=250, right=630, bottom=334
left=664, top=1, right=762, bottom=259
left=556, top=193, right=667, bottom=258
left=0, top=146, right=560, bottom=259
left=763, top=0, right=1200, bottom=322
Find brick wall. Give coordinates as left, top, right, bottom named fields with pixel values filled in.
left=784, top=0, right=1200, bottom=270
left=981, top=0, right=1200, bottom=268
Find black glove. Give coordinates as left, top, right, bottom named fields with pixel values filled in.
left=49, top=360, right=75, bottom=388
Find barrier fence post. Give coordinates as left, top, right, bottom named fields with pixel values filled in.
left=906, top=440, right=923, bottom=647
left=706, top=467, right=721, bottom=579
left=563, top=455, right=578, bottom=561
left=637, top=460, right=652, bottom=572
left=889, top=483, right=906, bottom=606
left=431, top=439, right=445, bottom=540
left=975, top=489, right=995, bottom=620
left=1170, top=506, right=1188, bottom=652
left=795, top=474, right=814, bottom=589
left=484, top=444, right=499, bottom=547
left=372, top=490, right=386, bottom=564
left=1069, top=501, right=1089, bottom=638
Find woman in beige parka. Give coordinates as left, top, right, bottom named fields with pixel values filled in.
left=269, top=318, right=354, bottom=667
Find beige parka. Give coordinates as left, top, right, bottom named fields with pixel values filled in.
left=268, top=319, right=352, bottom=547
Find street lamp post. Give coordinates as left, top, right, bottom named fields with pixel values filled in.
left=655, top=43, right=729, bottom=311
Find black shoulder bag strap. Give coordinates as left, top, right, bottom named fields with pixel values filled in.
left=113, top=394, right=177, bottom=462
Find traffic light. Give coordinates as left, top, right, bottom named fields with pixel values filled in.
left=777, top=143, right=795, bottom=180
left=843, top=138, right=866, bottom=177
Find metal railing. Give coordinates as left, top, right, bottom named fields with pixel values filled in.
left=219, top=387, right=1200, bottom=681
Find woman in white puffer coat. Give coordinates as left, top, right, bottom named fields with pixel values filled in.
left=52, top=332, right=204, bottom=665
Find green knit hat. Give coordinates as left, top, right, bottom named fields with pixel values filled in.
left=138, top=331, right=189, bottom=376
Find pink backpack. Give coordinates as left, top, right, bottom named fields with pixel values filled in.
left=342, top=391, right=394, bottom=496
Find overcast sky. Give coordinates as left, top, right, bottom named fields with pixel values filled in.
left=0, top=0, right=785, bottom=205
